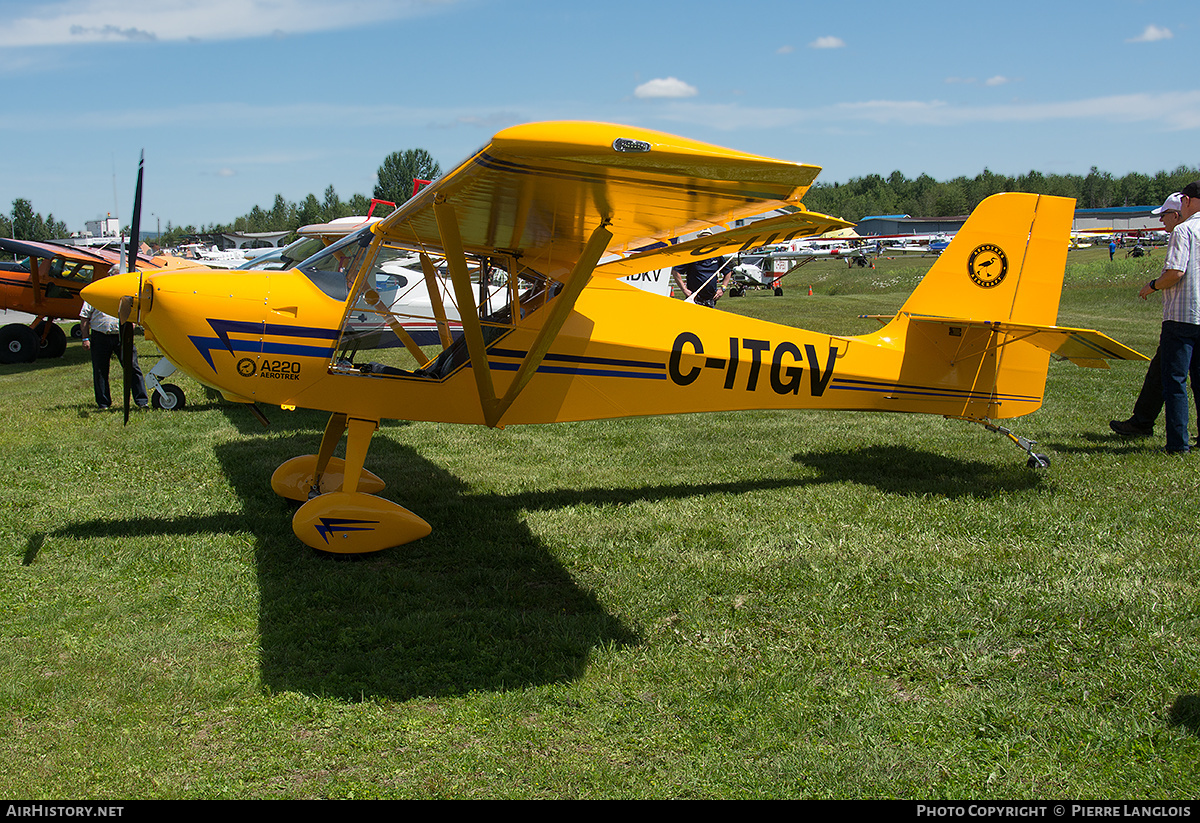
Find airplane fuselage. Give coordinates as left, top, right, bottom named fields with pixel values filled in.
left=88, top=264, right=1044, bottom=429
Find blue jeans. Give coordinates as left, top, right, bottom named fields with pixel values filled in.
left=1131, top=347, right=1200, bottom=429
left=1159, top=320, right=1200, bottom=452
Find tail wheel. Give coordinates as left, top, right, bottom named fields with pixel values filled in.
left=151, top=383, right=186, bottom=410
left=0, top=324, right=39, bottom=364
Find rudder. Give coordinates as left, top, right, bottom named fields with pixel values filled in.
left=897, top=193, right=1074, bottom=327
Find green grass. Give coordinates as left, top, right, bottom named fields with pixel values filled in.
left=1, top=246, right=1198, bottom=798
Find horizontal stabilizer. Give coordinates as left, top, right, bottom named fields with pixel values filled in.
left=907, top=315, right=1148, bottom=368
left=594, top=210, right=853, bottom=276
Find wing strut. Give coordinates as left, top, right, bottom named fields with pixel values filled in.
left=419, top=253, right=454, bottom=349
left=363, top=289, right=430, bottom=366
left=434, top=199, right=499, bottom=419
left=432, top=197, right=613, bottom=427
left=491, top=221, right=613, bottom=426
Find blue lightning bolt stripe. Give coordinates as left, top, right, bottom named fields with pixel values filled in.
left=315, top=517, right=379, bottom=543
left=190, top=319, right=340, bottom=371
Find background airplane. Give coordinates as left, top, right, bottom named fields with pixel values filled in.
left=0, top=237, right=185, bottom=363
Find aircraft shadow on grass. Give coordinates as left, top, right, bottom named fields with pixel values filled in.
left=1042, top=431, right=1169, bottom=457
left=41, top=431, right=1039, bottom=701
left=791, top=444, right=1043, bottom=498
left=1168, top=694, right=1200, bottom=737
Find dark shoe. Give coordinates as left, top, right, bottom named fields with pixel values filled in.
left=1110, top=418, right=1153, bottom=437
left=1163, top=447, right=1190, bottom=456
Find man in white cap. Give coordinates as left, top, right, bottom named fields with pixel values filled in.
left=1134, top=182, right=1200, bottom=453
left=1111, top=193, right=1198, bottom=437
left=672, top=228, right=732, bottom=308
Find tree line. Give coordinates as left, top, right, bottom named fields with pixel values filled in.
left=2, top=198, right=70, bottom=244
left=1, top=147, right=442, bottom=249
left=803, top=164, right=1200, bottom=223
left=161, top=147, right=442, bottom=247
left=6, top=155, right=1198, bottom=246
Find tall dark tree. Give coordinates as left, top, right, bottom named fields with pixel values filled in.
left=11, top=198, right=41, bottom=240
left=297, top=193, right=322, bottom=226
left=373, top=148, right=441, bottom=205
left=322, top=185, right=344, bottom=221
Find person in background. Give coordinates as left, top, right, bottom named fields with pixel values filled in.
left=1109, top=193, right=1199, bottom=437
left=672, top=229, right=731, bottom=308
left=1135, top=182, right=1200, bottom=454
left=80, top=301, right=147, bottom=411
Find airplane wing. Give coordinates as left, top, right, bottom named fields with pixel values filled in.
left=0, top=237, right=116, bottom=266
left=907, top=315, right=1148, bottom=368
left=592, top=210, right=853, bottom=277
left=373, top=121, right=824, bottom=282
left=365, top=121, right=828, bottom=425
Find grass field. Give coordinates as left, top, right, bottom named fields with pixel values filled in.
left=1, top=245, right=1198, bottom=799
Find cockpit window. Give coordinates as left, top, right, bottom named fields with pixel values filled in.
left=328, top=238, right=557, bottom=380
left=295, top=227, right=374, bottom=300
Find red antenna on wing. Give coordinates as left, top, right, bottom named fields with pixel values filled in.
left=366, top=198, right=396, bottom=218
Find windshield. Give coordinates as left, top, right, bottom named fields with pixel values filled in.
left=294, top=227, right=375, bottom=300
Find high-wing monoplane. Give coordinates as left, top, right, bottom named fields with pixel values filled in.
left=84, top=121, right=1145, bottom=554
left=0, top=236, right=185, bottom=363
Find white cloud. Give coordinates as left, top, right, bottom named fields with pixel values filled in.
left=809, top=36, right=845, bottom=49
left=634, top=77, right=698, bottom=99
left=946, top=76, right=1013, bottom=87
left=1128, top=24, right=1172, bottom=43
left=0, top=0, right=456, bottom=47
left=776, top=45, right=794, bottom=55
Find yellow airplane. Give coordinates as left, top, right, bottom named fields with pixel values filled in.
left=84, top=121, right=1145, bottom=554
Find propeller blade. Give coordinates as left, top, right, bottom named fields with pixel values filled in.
left=128, top=150, right=143, bottom=275
left=121, top=149, right=144, bottom=425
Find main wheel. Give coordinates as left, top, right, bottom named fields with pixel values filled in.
left=33, top=322, right=67, bottom=359
left=0, top=324, right=39, bottom=364
left=151, top=383, right=186, bottom=410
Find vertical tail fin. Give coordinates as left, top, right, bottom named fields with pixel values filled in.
left=898, top=193, right=1074, bottom=325
left=884, top=193, right=1076, bottom=421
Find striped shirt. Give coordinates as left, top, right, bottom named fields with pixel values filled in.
left=79, top=301, right=120, bottom=334
left=1162, top=213, right=1200, bottom=325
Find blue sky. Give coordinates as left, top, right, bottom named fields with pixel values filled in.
left=2, top=0, right=1195, bottom=231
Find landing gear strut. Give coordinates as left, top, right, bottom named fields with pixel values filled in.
left=270, top=412, right=431, bottom=553
left=962, top=418, right=1050, bottom=469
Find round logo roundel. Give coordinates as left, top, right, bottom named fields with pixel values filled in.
left=967, top=244, right=1008, bottom=288
left=237, top=358, right=257, bottom=377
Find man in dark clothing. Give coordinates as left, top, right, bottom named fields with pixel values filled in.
left=80, top=301, right=148, bottom=410
left=1110, top=193, right=1200, bottom=438
left=672, top=229, right=731, bottom=308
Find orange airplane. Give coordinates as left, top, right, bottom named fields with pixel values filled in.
left=0, top=236, right=187, bottom=363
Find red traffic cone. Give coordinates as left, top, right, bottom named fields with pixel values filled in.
left=807, top=285, right=813, bottom=296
